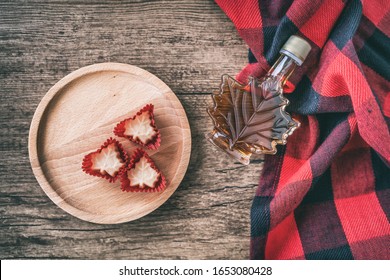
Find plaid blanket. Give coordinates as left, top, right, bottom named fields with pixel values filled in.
left=215, top=0, right=390, bottom=259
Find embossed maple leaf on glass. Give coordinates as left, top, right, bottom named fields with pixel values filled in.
left=207, top=35, right=311, bottom=165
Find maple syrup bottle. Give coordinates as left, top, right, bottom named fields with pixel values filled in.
left=207, top=35, right=311, bottom=165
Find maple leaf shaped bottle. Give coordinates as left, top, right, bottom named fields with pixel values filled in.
left=206, top=35, right=311, bottom=165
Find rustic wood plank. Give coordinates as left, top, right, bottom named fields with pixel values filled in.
left=0, top=94, right=264, bottom=259
left=0, top=0, right=266, bottom=260
left=0, top=0, right=247, bottom=95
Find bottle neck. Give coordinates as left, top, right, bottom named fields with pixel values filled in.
left=267, top=55, right=297, bottom=86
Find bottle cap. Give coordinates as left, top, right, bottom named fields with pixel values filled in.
left=280, top=35, right=311, bottom=66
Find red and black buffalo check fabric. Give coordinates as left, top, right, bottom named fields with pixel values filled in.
left=215, top=0, right=390, bottom=259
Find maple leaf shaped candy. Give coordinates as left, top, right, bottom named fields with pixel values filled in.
left=207, top=75, right=299, bottom=157
left=114, top=104, right=161, bottom=150
left=82, top=138, right=128, bottom=182
left=120, top=149, right=166, bottom=193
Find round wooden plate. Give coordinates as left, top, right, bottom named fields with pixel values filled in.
left=29, top=63, right=191, bottom=224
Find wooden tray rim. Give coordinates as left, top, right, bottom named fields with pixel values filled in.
left=28, top=62, right=191, bottom=224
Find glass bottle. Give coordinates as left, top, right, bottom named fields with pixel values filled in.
left=206, top=35, right=311, bottom=165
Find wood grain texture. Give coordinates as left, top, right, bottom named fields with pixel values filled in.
left=29, top=63, right=191, bottom=224
left=0, top=0, right=265, bottom=259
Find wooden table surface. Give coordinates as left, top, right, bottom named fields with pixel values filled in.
left=0, top=0, right=265, bottom=259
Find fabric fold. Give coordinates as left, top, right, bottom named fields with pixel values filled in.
left=215, top=0, right=390, bottom=259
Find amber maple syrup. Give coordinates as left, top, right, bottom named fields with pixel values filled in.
left=207, top=35, right=311, bottom=165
